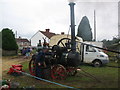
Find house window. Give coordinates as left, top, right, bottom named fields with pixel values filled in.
left=24, top=42, right=28, bottom=45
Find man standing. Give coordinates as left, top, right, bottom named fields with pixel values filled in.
left=35, top=48, right=47, bottom=78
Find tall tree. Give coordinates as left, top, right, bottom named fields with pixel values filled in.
left=77, top=16, right=93, bottom=41
left=2, top=28, right=18, bottom=51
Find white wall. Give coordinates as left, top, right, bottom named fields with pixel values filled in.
left=31, top=31, right=49, bottom=46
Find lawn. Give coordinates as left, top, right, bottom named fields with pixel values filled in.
left=2, top=56, right=119, bottom=89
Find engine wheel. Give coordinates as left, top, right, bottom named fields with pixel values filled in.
left=93, top=60, right=102, bottom=67
left=51, top=64, right=67, bottom=80
left=29, top=59, right=36, bottom=75
left=57, top=38, right=71, bottom=48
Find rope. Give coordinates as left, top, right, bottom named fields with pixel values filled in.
left=80, top=69, right=101, bottom=83
left=7, top=66, right=80, bottom=90
left=77, top=41, right=120, bottom=54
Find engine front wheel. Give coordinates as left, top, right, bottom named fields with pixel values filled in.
left=66, top=67, right=77, bottom=76
left=51, top=64, right=67, bottom=80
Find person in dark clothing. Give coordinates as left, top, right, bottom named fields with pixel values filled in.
left=35, top=48, right=47, bottom=78
left=22, top=48, right=26, bottom=56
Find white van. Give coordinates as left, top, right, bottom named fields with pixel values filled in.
left=80, top=43, right=109, bottom=67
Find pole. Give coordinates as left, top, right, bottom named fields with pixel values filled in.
left=69, top=2, right=76, bottom=52
left=16, top=31, right=17, bottom=38
left=94, top=10, right=96, bottom=41
left=118, top=2, right=120, bottom=38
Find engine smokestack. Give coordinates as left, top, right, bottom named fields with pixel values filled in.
left=67, top=2, right=81, bottom=66
left=69, top=2, right=76, bottom=52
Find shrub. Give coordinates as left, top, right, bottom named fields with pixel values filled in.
left=1, top=28, right=18, bottom=51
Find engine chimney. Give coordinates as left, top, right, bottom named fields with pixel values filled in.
left=67, top=2, right=81, bottom=67
left=69, top=2, right=76, bottom=52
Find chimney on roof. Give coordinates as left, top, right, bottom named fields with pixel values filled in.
left=46, top=29, right=50, bottom=32
left=61, top=32, right=64, bottom=35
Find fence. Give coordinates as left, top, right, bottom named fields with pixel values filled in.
left=2, top=50, right=17, bottom=56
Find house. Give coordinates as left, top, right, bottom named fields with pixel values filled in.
left=16, top=37, right=31, bottom=49
left=30, top=29, right=56, bottom=46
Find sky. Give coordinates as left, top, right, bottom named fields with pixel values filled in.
left=0, top=0, right=119, bottom=41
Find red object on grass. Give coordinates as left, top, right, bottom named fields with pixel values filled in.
left=7, top=64, right=23, bottom=74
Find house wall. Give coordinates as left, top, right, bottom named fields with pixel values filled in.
left=17, top=41, right=30, bottom=49
left=31, top=31, right=49, bottom=46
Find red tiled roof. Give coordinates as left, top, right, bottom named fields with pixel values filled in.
left=16, top=38, right=30, bottom=43
left=40, top=31, right=56, bottom=39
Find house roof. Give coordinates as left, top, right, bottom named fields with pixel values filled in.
left=16, top=38, right=30, bottom=43
left=30, top=29, right=56, bottom=40
left=40, top=30, right=56, bottom=39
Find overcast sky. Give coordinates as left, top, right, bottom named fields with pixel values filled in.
left=0, top=0, right=119, bottom=41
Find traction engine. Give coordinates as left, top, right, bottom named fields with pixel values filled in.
left=29, top=2, right=81, bottom=79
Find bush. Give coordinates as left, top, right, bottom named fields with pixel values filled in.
left=1, top=28, right=18, bottom=51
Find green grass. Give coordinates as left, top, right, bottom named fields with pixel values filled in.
left=2, top=60, right=119, bottom=89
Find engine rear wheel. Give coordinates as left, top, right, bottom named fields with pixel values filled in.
left=51, top=64, right=67, bottom=80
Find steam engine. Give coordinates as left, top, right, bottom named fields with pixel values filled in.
left=29, top=2, right=81, bottom=79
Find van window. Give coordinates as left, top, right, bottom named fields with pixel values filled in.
left=86, top=45, right=96, bottom=52
left=98, top=49, right=102, bottom=52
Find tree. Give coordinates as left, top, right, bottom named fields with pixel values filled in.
left=102, top=38, right=120, bottom=51
left=1, top=28, right=18, bottom=51
left=77, top=16, right=93, bottom=41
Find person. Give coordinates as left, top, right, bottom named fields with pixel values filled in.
left=43, top=38, right=49, bottom=48
left=22, top=48, right=26, bottom=56
left=24, top=47, right=31, bottom=59
left=31, top=47, right=37, bottom=56
left=37, top=40, right=42, bottom=47
left=35, top=48, right=47, bottom=78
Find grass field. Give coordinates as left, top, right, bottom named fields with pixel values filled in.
left=2, top=56, right=119, bottom=89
